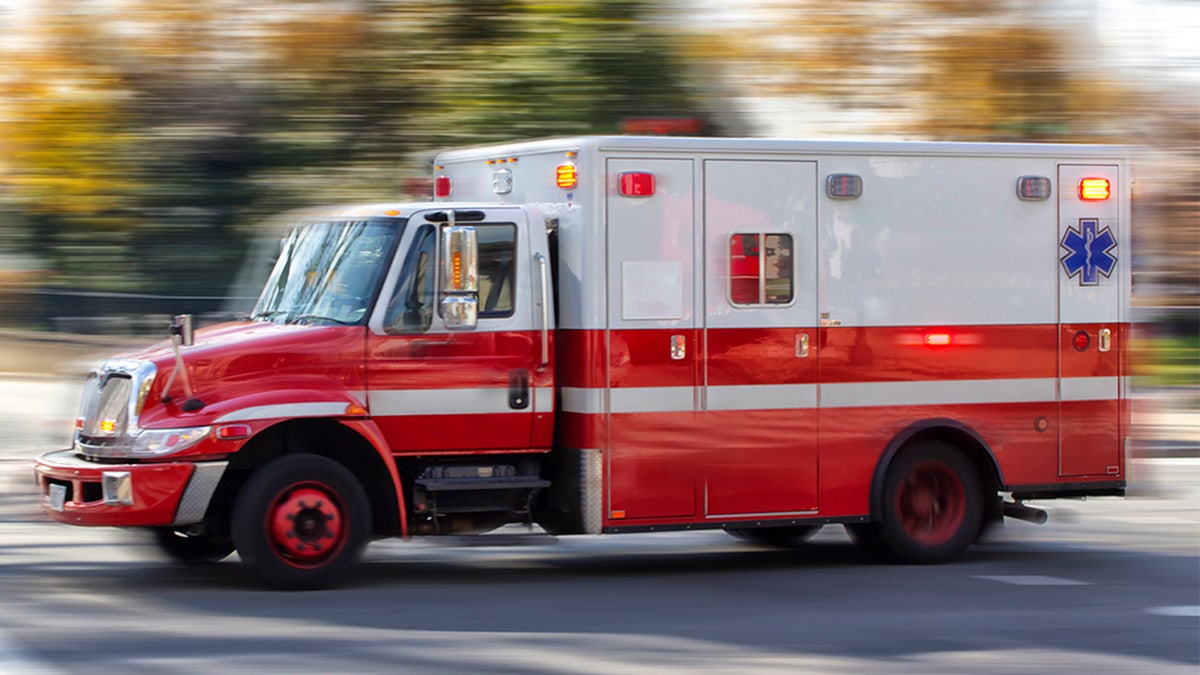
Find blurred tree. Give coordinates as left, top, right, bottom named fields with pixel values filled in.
left=683, top=0, right=1131, bottom=142
left=0, top=0, right=714, bottom=311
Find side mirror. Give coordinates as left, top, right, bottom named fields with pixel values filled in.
left=440, top=225, right=479, bottom=330
left=170, top=314, right=195, bottom=347
left=441, top=296, right=478, bottom=330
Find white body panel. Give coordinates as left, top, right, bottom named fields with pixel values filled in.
left=435, top=136, right=1134, bottom=332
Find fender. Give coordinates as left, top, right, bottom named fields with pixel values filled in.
left=338, top=417, right=409, bottom=538
left=865, top=418, right=1004, bottom=519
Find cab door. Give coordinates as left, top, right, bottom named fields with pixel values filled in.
left=365, top=208, right=544, bottom=453
left=1057, top=165, right=1123, bottom=477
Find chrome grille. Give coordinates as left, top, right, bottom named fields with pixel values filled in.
left=81, top=374, right=132, bottom=438
left=74, top=360, right=157, bottom=456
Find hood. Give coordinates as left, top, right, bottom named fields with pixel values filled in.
left=129, top=321, right=367, bottom=428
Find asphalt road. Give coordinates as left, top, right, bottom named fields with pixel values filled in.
left=1, top=378, right=1197, bottom=674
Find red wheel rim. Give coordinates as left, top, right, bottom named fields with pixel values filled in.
left=896, top=460, right=966, bottom=546
left=267, top=481, right=347, bottom=568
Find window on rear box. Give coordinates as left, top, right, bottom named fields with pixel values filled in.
left=729, top=233, right=793, bottom=306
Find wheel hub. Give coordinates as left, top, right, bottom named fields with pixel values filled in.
left=270, top=485, right=344, bottom=563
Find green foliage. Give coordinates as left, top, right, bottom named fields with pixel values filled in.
left=0, top=0, right=711, bottom=301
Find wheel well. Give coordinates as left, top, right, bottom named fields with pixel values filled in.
left=204, top=419, right=401, bottom=538
left=869, top=422, right=1003, bottom=520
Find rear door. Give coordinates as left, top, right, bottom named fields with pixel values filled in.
left=1057, top=164, right=1122, bottom=477
left=365, top=208, right=544, bottom=453
left=702, top=159, right=819, bottom=516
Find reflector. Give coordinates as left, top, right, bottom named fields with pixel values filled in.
left=1073, top=330, right=1091, bottom=352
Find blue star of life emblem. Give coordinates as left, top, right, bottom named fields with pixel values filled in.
left=1060, top=218, right=1117, bottom=286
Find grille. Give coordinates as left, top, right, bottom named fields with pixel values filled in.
left=79, top=374, right=133, bottom=439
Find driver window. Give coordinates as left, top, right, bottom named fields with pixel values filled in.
left=384, top=225, right=436, bottom=333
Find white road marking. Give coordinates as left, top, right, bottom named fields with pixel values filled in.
left=973, top=575, right=1090, bottom=586
left=1144, top=606, right=1200, bottom=618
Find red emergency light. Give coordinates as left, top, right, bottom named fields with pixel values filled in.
left=434, top=175, right=452, bottom=199
left=619, top=172, right=655, bottom=197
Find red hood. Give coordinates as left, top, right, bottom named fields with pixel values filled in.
left=128, top=321, right=367, bottom=428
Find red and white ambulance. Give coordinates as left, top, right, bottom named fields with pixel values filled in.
left=35, top=136, right=1132, bottom=588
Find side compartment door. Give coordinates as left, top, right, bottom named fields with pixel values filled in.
left=702, top=160, right=819, bottom=516
left=365, top=208, right=542, bottom=453
left=605, top=157, right=699, bottom=521
left=1057, top=164, right=1122, bottom=477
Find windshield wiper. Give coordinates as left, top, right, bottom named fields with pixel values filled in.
left=251, top=310, right=289, bottom=322
left=289, top=314, right=356, bottom=326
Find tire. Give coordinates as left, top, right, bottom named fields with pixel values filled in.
left=726, top=525, right=822, bottom=548
left=871, top=440, right=983, bottom=564
left=232, top=454, right=371, bottom=590
left=151, top=527, right=234, bottom=564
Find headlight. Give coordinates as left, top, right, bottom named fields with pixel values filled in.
left=127, top=427, right=212, bottom=457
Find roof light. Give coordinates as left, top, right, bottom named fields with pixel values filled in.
left=618, top=172, right=655, bottom=197
left=434, top=175, right=452, bottom=199
left=556, top=163, right=578, bottom=189
left=1017, top=176, right=1052, bottom=201
left=1078, top=178, right=1110, bottom=201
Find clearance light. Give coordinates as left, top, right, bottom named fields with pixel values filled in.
left=556, top=163, right=578, bottom=189
left=827, top=174, right=863, bottom=199
left=1017, top=176, right=1052, bottom=201
left=1078, top=178, right=1110, bottom=201
left=924, top=333, right=952, bottom=347
left=1073, top=330, right=1091, bottom=352
left=619, top=172, right=655, bottom=197
left=434, top=175, right=452, bottom=199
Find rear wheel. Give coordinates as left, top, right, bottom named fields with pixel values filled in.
left=867, top=441, right=983, bottom=564
left=726, top=525, right=822, bottom=548
left=232, top=454, right=371, bottom=590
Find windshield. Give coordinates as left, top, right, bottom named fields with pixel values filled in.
left=252, top=219, right=404, bottom=325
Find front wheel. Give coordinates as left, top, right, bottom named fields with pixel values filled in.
left=869, top=441, right=984, bottom=564
left=232, top=454, right=371, bottom=590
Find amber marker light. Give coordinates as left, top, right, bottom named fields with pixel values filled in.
left=556, top=163, right=578, bottom=189
left=1078, top=178, right=1111, bottom=201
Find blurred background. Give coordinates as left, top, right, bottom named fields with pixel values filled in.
left=0, top=0, right=1195, bottom=407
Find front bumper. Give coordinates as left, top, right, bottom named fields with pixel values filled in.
left=34, top=450, right=228, bottom=528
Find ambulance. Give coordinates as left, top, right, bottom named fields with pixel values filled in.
left=35, top=136, right=1132, bottom=588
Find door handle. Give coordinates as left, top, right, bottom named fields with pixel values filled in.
left=670, top=335, right=686, bottom=360
left=508, top=369, right=530, bottom=410
left=795, top=332, right=810, bottom=358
